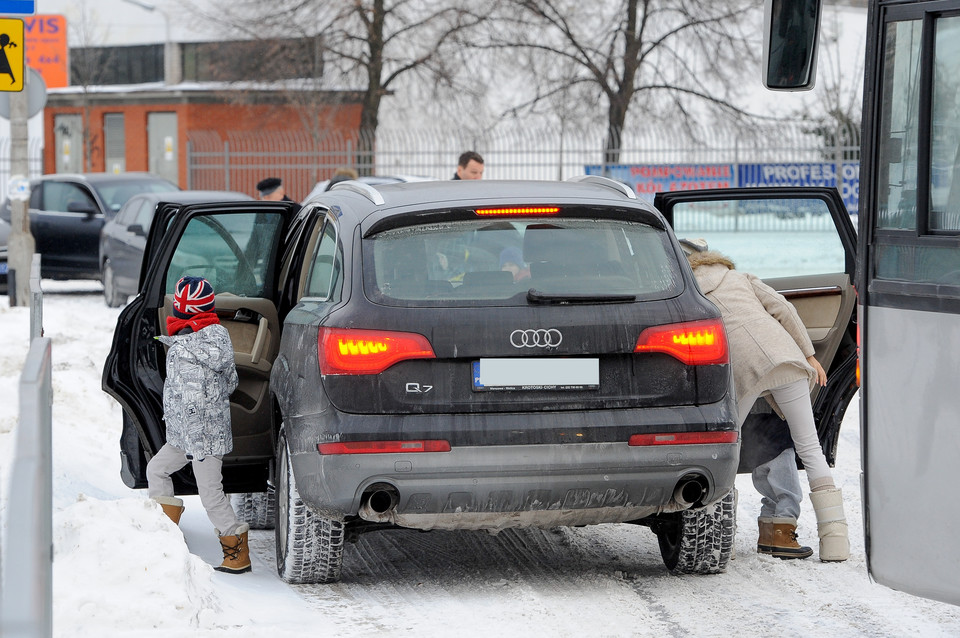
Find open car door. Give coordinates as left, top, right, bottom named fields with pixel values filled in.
left=655, top=187, right=858, bottom=469
left=103, top=200, right=296, bottom=494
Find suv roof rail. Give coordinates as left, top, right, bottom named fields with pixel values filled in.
left=330, top=180, right=386, bottom=206
left=566, top=175, right=637, bottom=200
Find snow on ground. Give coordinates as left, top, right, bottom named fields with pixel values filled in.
left=2, top=282, right=960, bottom=638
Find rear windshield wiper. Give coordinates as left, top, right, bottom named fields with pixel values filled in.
left=526, top=289, right=637, bottom=304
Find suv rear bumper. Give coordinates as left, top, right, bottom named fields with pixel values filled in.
left=289, top=437, right=740, bottom=531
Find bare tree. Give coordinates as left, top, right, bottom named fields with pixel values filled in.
left=179, top=0, right=488, bottom=169
left=792, top=8, right=864, bottom=161
left=477, top=0, right=760, bottom=164
left=64, top=0, right=118, bottom=172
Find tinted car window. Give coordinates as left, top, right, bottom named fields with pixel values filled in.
left=114, top=196, right=143, bottom=226
left=671, top=197, right=845, bottom=278
left=165, top=212, right=284, bottom=297
left=365, top=217, right=682, bottom=306
left=43, top=182, right=97, bottom=213
left=133, top=198, right=158, bottom=230
left=94, top=178, right=179, bottom=214
left=303, top=221, right=341, bottom=300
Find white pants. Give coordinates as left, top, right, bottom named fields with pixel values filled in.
left=146, top=443, right=240, bottom=535
left=768, top=379, right=834, bottom=487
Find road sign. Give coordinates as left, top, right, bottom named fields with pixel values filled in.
left=0, top=66, right=45, bottom=117
left=0, top=18, right=23, bottom=92
left=0, top=1, right=36, bottom=16
left=24, top=15, right=66, bottom=88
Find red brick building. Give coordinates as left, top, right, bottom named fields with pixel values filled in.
left=42, top=39, right=365, bottom=198
left=43, top=86, right=363, bottom=197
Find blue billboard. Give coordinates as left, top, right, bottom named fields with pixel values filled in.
left=586, top=161, right=860, bottom=214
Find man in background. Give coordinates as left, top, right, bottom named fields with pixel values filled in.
left=256, top=177, right=293, bottom=201
left=453, top=151, right=484, bottom=180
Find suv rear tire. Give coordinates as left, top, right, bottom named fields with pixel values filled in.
left=655, top=489, right=736, bottom=574
left=275, top=430, right=345, bottom=584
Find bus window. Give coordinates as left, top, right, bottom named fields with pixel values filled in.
left=930, top=16, right=960, bottom=232
left=876, top=20, right=921, bottom=231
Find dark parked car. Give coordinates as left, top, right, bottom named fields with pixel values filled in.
left=0, top=172, right=179, bottom=284
left=103, top=179, right=857, bottom=585
left=99, top=190, right=252, bottom=307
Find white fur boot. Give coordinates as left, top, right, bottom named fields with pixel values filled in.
left=809, top=487, right=850, bottom=562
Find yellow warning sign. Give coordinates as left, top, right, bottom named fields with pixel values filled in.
left=0, top=18, right=24, bottom=92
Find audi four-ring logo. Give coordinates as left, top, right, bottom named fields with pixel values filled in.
left=510, top=328, right=563, bottom=348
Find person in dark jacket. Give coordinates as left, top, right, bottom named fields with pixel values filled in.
left=146, top=276, right=251, bottom=574
left=452, top=151, right=484, bottom=180
left=686, top=246, right=849, bottom=563
left=256, top=176, right=293, bottom=201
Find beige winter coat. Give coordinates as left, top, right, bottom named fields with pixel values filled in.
left=687, top=251, right=816, bottom=423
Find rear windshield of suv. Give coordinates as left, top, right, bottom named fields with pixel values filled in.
left=365, top=217, right=683, bottom=306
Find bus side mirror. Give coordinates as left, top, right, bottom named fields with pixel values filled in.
left=762, top=0, right=821, bottom=91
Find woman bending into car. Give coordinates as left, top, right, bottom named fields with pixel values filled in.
left=685, top=244, right=849, bottom=563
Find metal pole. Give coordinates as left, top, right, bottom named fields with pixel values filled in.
left=30, top=253, right=42, bottom=341
left=224, top=140, right=230, bottom=191
left=8, top=70, right=35, bottom=307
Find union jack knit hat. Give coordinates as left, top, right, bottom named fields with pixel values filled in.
left=172, top=276, right=216, bottom=318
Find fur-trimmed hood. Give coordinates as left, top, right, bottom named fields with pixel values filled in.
left=687, top=250, right=736, bottom=294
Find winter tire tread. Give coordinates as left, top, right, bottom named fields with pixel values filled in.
left=275, top=432, right=345, bottom=584
left=657, top=489, right=736, bottom=575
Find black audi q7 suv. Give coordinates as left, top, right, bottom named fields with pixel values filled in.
left=104, top=176, right=745, bottom=584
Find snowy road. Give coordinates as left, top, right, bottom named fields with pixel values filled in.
left=2, top=284, right=959, bottom=637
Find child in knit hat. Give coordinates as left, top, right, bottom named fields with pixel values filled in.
left=146, top=275, right=251, bottom=574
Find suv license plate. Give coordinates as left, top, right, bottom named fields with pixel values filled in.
left=472, top=358, right=599, bottom=391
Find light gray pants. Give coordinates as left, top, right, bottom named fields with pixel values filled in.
left=146, top=443, right=240, bottom=535
left=768, top=379, right=834, bottom=487
left=752, top=447, right=803, bottom=519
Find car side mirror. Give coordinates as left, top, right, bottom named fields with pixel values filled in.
left=67, top=201, right=99, bottom=216
left=762, top=0, right=821, bottom=91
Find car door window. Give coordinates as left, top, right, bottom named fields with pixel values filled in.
left=114, top=197, right=142, bottom=226
left=302, top=220, right=342, bottom=301
left=132, top=199, right=156, bottom=231
left=165, top=211, right=284, bottom=297
left=43, top=182, right=98, bottom=214
left=671, top=197, right=845, bottom=278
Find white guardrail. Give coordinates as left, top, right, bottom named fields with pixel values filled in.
left=1, top=254, right=52, bottom=638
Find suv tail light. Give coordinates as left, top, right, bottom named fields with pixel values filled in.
left=629, top=431, right=738, bottom=446
left=319, top=327, right=435, bottom=375
left=634, top=319, right=728, bottom=365
left=318, top=440, right=451, bottom=454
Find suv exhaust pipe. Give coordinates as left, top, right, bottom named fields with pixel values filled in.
left=673, top=474, right=708, bottom=508
left=359, top=483, right=400, bottom=522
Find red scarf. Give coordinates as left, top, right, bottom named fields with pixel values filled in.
left=166, top=312, right=220, bottom=336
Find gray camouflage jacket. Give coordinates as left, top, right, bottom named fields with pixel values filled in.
left=157, top=323, right=238, bottom=458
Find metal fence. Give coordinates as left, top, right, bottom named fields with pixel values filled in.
left=186, top=121, right=862, bottom=207
left=1, top=255, right=52, bottom=638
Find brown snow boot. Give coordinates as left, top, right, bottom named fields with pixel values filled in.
left=757, top=517, right=813, bottom=559
left=156, top=496, right=184, bottom=525
left=810, top=487, right=850, bottom=562
left=215, top=523, right=252, bottom=574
